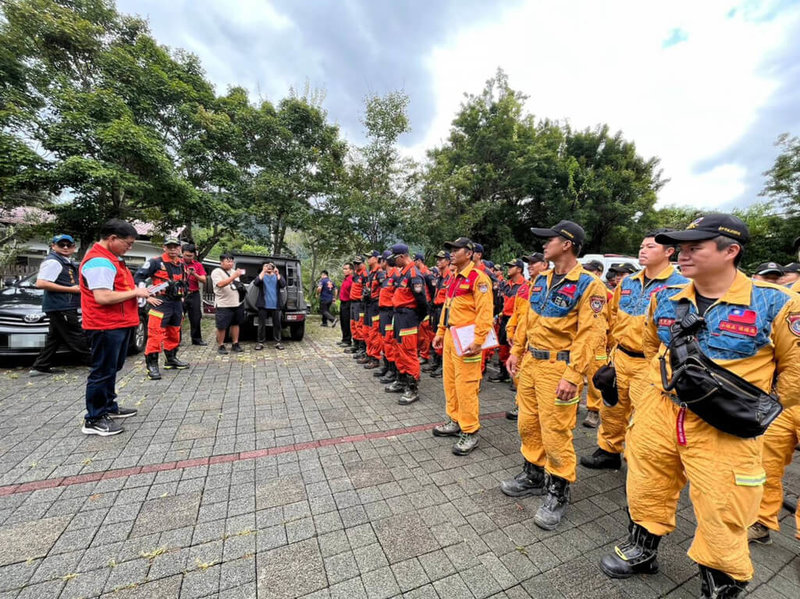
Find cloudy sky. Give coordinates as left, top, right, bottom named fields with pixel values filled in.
left=117, top=0, right=800, bottom=210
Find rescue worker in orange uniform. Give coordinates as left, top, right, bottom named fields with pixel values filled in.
left=580, top=232, right=687, bottom=470
left=503, top=253, right=549, bottom=420
left=374, top=251, right=398, bottom=382
left=424, top=251, right=452, bottom=378
left=500, top=220, right=607, bottom=532
left=361, top=251, right=384, bottom=369
left=432, top=237, right=493, bottom=456
left=387, top=244, right=428, bottom=405
left=599, top=214, right=800, bottom=598
left=490, top=259, right=527, bottom=384
left=414, top=253, right=436, bottom=366
left=134, top=237, right=189, bottom=380
left=344, top=256, right=368, bottom=357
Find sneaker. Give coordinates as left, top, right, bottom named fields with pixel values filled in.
left=452, top=432, right=479, bottom=456
left=232, top=343, right=244, bottom=353
left=191, top=340, right=208, bottom=346
left=255, top=343, right=264, bottom=350
left=583, top=411, right=600, bottom=428
left=433, top=419, right=461, bottom=437
left=747, top=522, right=772, bottom=545
left=505, top=407, right=519, bottom=420
left=108, top=407, right=138, bottom=419
left=29, top=367, right=66, bottom=377
left=218, top=345, right=229, bottom=355
left=81, top=415, right=123, bottom=436
left=275, top=343, right=285, bottom=350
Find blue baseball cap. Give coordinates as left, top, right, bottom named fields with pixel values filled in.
left=381, top=249, right=392, bottom=260
left=52, top=234, right=74, bottom=244
left=473, top=243, right=484, bottom=254
left=483, top=259, right=495, bottom=270
left=413, top=253, right=425, bottom=261
left=368, top=250, right=381, bottom=258
left=390, top=243, right=409, bottom=255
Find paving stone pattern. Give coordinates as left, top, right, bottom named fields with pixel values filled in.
left=0, top=318, right=798, bottom=598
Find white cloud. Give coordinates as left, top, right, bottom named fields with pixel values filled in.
left=408, top=0, right=800, bottom=208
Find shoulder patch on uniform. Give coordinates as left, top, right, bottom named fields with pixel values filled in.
left=478, top=282, right=489, bottom=294
left=589, top=295, right=605, bottom=313
left=786, top=313, right=800, bottom=337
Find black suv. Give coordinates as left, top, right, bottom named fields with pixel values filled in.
left=202, top=253, right=308, bottom=341
left=0, top=274, right=148, bottom=357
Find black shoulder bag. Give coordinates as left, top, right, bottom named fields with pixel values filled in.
left=659, top=301, right=782, bottom=438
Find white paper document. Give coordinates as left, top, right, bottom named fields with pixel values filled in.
left=450, top=324, right=499, bottom=357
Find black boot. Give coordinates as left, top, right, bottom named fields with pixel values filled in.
left=379, top=363, right=397, bottom=384
left=163, top=349, right=190, bottom=370
left=500, top=461, right=546, bottom=497
left=533, top=474, right=570, bottom=530
left=429, top=354, right=443, bottom=378
left=580, top=448, right=622, bottom=470
left=488, top=363, right=510, bottom=383
left=364, top=357, right=380, bottom=369
left=699, top=565, right=747, bottom=598
left=398, top=376, right=419, bottom=405
left=343, top=343, right=359, bottom=354
left=145, top=353, right=161, bottom=380
left=385, top=372, right=406, bottom=393
left=599, top=520, right=661, bottom=579
left=421, top=353, right=437, bottom=372
left=373, top=358, right=390, bottom=377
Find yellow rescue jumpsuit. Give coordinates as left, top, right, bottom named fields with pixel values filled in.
left=585, top=287, right=611, bottom=414
left=756, top=405, right=800, bottom=539
left=597, top=265, right=687, bottom=454
left=437, top=264, right=494, bottom=434
left=628, top=273, right=800, bottom=581
left=510, top=263, right=608, bottom=482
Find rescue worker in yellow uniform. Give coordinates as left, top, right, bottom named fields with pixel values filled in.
left=780, top=261, right=800, bottom=288
left=580, top=259, right=610, bottom=428
left=580, top=232, right=687, bottom=470
left=599, top=214, right=800, bottom=598
left=501, top=221, right=607, bottom=532
left=432, top=237, right=493, bottom=456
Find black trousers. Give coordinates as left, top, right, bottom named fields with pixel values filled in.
left=257, top=308, right=282, bottom=343
left=320, top=301, right=335, bottom=325
left=32, top=309, right=90, bottom=370
left=339, top=300, right=352, bottom=342
left=184, top=292, right=204, bottom=342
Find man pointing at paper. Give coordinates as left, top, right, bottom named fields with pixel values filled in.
left=432, top=237, right=494, bottom=456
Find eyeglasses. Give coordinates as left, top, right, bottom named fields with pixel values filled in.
left=114, top=237, right=136, bottom=248
left=56, top=242, right=75, bottom=248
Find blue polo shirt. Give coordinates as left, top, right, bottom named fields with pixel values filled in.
left=262, top=274, right=278, bottom=309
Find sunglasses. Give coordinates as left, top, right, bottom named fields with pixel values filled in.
left=57, top=242, right=75, bottom=248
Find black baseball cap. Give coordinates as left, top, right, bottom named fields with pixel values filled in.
left=610, top=262, right=637, bottom=274
left=390, top=243, right=409, bottom=256
left=353, top=255, right=364, bottom=264
left=367, top=250, right=380, bottom=258
left=444, top=237, right=474, bottom=251
left=473, top=243, right=484, bottom=254
left=583, top=259, right=604, bottom=273
left=655, top=213, right=750, bottom=244
left=435, top=250, right=450, bottom=260
left=784, top=262, right=800, bottom=273
left=530, top=220, right=585, bottom=246
left=413, top=253, right=425, bottom=261
left=483, top=260, right=495, bottom=270
left=505, top=259, right=524, bottom=269
left=755, top=262, right=784, bottom=276
left=522, top=252, right=546, bottom=264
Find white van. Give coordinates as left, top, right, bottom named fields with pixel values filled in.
left=580, top=254, right=641, bottom=277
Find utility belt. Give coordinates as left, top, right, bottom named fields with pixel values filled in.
left=660, top=301, right=782, bottom=438
left=617, top=344, right=645, bottom=359
left=528, top=346, right=570, bottom=362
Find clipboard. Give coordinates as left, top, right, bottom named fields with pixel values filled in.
left=450, top=324, right=499, bottom=357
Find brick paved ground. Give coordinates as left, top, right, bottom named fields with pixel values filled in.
left=0, top=317, right=798, bottom=598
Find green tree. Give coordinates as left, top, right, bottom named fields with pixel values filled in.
left=762, top=133, right=800, bottom=212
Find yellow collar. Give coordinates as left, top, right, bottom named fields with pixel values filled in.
left=671, top=270, right=752, bottom=306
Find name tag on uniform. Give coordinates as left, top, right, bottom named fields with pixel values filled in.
left=719, top=321, right=757, bottom=337
left=459, top=284, right=470, bottom=290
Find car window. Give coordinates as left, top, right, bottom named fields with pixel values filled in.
left=1, top=274, right=40, bottom=295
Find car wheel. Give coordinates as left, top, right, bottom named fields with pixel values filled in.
left=290, top=322, right=305, bottom=341
left=128, top=318, right=147, bottom=355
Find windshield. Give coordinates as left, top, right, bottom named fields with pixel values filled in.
left=1, top=274, right=40, bottom=295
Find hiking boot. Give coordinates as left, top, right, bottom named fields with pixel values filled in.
left=337, top=340, right=350, bottom=347
left=580, top=448, right=622, bottom=470
left=108, top=407, right=137, bottom=419
left=534, top=474, right=570, bottom=530
left=163, top=349, right=189, bottom=369
left=500, top=461, right=546, bottom=497
left=747, top=522, right=772, bottom=545
left=385, top=373, right=406, bottom=393
left=81, top=415, right=123, bottom=436
left=398, top=377, right=419, bottom=405
left=374, top=358, right=390, bottom=377
left=432, top=419, right=461, bottom=437
left=429, top=365, right=443, bottom=378
left=505, top=406, right=518, bottom=420
left=145, top=353, right=161, bottom=380
left=699, top=565, right=747, bottom=598
left=379, top=364, right=397, bottom=384
left=583, top=410, right=600, bottom=428
left=343, top=345, right=359, bottom=353
left=356, top=354, right=371, bottom=365
left=364, top=358, right=380, bottom=370
left=488, top=366, right=510, bottom=383
left=452, top=432, right=479, bottom=456
left=600, top=520, right=661, bottom=578
left=784, top=492, right=798, bottom=513
left=421, top=361, right=436, bottom=373
left=231, top=343, right=244, bottom=353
